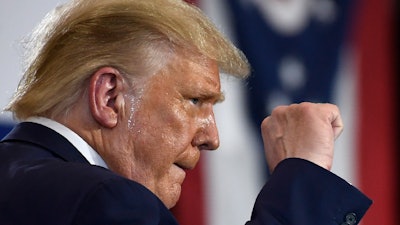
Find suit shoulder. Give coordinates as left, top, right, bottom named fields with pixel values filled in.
left=1, top=160, right=174, bottom=224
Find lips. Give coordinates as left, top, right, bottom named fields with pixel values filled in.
left=174, top=162, right=193, bottom=171
left=174, top=150, right=201, bottom=171
left=172, top=163, right=187, bottom=184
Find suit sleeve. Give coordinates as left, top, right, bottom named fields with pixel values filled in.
left=72, top=178, right=178, bottom=225
left=246, top=158, right=372, bottom=225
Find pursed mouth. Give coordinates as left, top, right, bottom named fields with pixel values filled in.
left=174, top=161, right=197, bottom=171
left=172, top=163, right=187, bottom=185
left=174, top=163, right=188, bottom=171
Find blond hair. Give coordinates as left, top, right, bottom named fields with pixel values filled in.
left=6, top=0, right=250, bottom=120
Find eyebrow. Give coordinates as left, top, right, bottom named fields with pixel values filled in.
left=216, top=92, right=225, bottom=103
left=200, top=91, right=225, bottom=104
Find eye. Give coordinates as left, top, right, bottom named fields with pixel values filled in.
left=190, top=98, right=200, bottom=105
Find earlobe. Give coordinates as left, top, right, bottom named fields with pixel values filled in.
left=89, top=67, right=125, bottom=128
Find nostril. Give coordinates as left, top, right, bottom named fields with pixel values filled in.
left=198, top=143, right=218, bottom=151
left=198, top=139, right=219, bottom=151
left=197, top=144, right=209, bottom=151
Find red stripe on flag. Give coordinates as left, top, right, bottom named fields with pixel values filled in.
left=353, top=0, right=398, bottom=224
left=171, top=160, right=206, bottom=225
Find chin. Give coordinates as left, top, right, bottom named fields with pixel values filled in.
left=162, top=190, right=182, bottom=209
left=163, top=197, right=179, bottom=209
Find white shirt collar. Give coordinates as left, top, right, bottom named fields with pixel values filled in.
left=25, top=117, right=108, bottom=168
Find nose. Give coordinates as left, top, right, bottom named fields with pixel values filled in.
left=192, top=112, right=220, bottom=151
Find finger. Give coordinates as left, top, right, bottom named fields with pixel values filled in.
left=327, top=104, right=344, bottom=140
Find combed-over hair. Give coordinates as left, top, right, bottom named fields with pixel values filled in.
left=6, top=0, right=250, bottom=120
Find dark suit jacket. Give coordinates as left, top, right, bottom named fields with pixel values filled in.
left=0, top=122, right=371, bottom=225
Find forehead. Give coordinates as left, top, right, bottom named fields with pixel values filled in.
left=158, top=55, right=223, bottom=100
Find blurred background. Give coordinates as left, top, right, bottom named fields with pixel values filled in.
left=0, top=1, right=398, bottom=225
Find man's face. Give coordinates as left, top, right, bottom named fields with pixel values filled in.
left=118, top=56, right=222, bottom=208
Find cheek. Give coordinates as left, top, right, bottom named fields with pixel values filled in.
left=158, top=104, right=195, bottom=143
left=129, top=100, right=195, bottom=158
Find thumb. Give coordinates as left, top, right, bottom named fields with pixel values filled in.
left=330, top=106, right=344, bottom=140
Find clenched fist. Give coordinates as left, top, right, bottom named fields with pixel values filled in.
left=261, top=102, right=344, bottom=173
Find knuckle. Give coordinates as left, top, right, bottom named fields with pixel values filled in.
left=296, top=102, right=315, bottom=115
left=271, top=105, right=287, bottom=116
left=261, top=116, right=270, bottom=127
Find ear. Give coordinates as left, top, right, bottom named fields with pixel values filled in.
left=89, top=67, right=125, bottom=128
